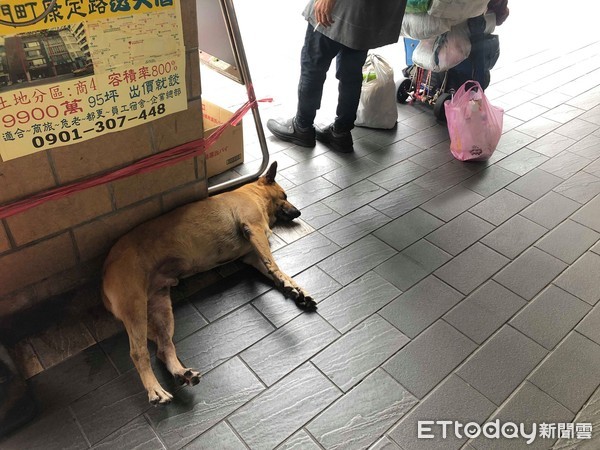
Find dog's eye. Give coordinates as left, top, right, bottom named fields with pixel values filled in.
left=283, top=194, right=288, bottom=200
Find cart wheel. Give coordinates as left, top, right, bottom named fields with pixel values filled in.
left=397, top=78, right=412, bottom=104
left=434, top=92, right=451, bottom=121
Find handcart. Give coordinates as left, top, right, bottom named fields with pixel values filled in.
left=397, top=14, right=500, bottom=121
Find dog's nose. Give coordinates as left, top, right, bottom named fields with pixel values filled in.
left=288, top=207, right=301, bottom=219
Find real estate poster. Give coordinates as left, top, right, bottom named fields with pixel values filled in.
left=0, top=0, right=188, bottom=161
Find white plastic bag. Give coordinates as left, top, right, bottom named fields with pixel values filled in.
left=401, top=13, right=453, bottom=40
left=412, top=22, right=471, bottom=72
left=355, top=54, right=398, bottom=129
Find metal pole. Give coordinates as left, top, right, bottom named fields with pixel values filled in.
left=207, top=0, right=270, bottom=195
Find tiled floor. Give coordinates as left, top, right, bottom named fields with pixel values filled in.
left=4, top=1, right=600, bottom=449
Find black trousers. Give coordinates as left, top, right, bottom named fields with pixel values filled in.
left=296, top=23, right=368, bottom=132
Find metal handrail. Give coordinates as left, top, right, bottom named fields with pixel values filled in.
left=207, top=0, right=270, bottom=195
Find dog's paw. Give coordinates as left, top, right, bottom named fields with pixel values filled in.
left=175, top=368, right=201, bottom=386
left=295, top=295, right=317, bottom=311
left=148, top=386, right=173, bottom=406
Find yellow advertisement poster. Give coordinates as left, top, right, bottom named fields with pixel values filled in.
left=0, top=0, right=187, bottom=161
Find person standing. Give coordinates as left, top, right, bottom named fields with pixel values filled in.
left=267, top=0, right=408, bottom=153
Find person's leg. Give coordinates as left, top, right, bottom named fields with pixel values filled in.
left=295, top=23, right=342, bottom=128
left=333, top=46, right=368, bottom=132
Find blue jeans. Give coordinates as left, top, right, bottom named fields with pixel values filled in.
left=296, top=23, right=368, bottom=132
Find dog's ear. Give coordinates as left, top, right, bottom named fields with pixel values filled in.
left=264, top=161, right=278, bottom=184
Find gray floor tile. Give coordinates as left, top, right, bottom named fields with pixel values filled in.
left=240, top=313, right=339, bottom=386
left=426, top=212, right=494, bottom=255
left=527, top=131, right=577, bottom=157
left=323, top=157, right=384, bottom=189
left=535, top=219, right=600, bottom=263
left=273, top=231, right=340, bottom=277
left=147, top=358, right=264, bottom=449
left=577, top=304, right=600, bottom=346
left=555, top=118, right=599, bottom=140
left=300, top=202, right=342, bottom=229
left=320, top=205, right=390, bottom=248
left=402, top=239, right=453, bottom=269
left=421, top=186, right=485, bottom=222
left=322, top=180, right=388, bottom=216
left=363, top=125, right=419, bottom=147
left=70, top=363, right=173, bottom=445
left=457, top=325, right=547, bottom=405
left=318, top=271, right=401, bottom=334
left=444, top=280, right=527, bottom=344
left=552, top=385, right=600, bottom=450
left=516, top=116, right=561, bottom=138
left=375, top=240, right=451, bottom=292
left=471, top=382, right=574, bottom=450
left=273, top=218, right=316, bottom=244
left=435, top=243, right=509, bottom=295
left=405, top=124, right=449, bottom=149
left=496, top=147, right=549, bottom=176
left=388, top=375, right=496, bottom=450
left=506, top=168, right=564, bottom=201
left=384, top=320, right=476, bottom=399
left=529, top=332, right=600, bottom=413
left=370, top=436, right=403, bottom=450
left=308, top=369, right=418, bottom=450
left=92, top=416, right=163, bottom=450
left=373, top=208, right=443, bottom=251
left=469, top=189, right=531, bottom=226
left=175, top=304, right=274, bottom=374
left=584, top=157, right=600, bottom=177
left=186, top=422, right=246, bottom=450
left=520, top=191, right=581, bottom=229
left=317, top=235, right=396, bottom=285
left=538, top=151, right=592, bottom=179
left=494, top=247, right=567, bottom=300
left=409, top=141, right=454, bottom=169
left=280, top=154, right=341, bottom=186
left=554, top=252, right=600, bottom=305
left=572, top=194, right=600, bottom=232
left=190, top=272, right=272, bottom=322
left=366, top=139, right=425, bottom=166
left=495, top=129, right=537, bottom=155
left=566, top=133, right=600, bottom=158
left=371, top=182, right=436, bottom=219
left=0, top=406, right=88, bottom=450
left=510, top=285, right=591, bottom=350
left=460, top=165, right=519, bottom=197
left=380, top=275, right=463, bottom=338
left=414, top=161, right=475, bottom=195
left=313, top=314, right=409, bottom=392
left=229, top=363, right=340, bottom=450
left=553, top=171, right=600, bottom=204
left=277, top=429, right=321, bottom=450
left=481, top=215, right=547, bottom=259
left=369, top=159, right=430, bottom=191
left=286, top=177, right=341, bottom=210
left=172, top=300, right=209, bottom=342
left=30, top=344, right=118, bottom=414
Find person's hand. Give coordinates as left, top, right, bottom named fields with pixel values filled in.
left=314, top=0, right=336, bottom=27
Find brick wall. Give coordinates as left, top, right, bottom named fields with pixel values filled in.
left=0, top=0, right=206, bottom=319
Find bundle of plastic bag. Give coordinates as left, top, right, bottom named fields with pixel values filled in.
left=428, top=0, right=489, bottom=22
left=355, top=54, right=398, bottom=129
left=401, top=13, right=453, bottom=40
left=412, top=22, right=471, bottom=72
left=406, top=0, right=432, bottom=13
left=445, top=80, right=504, bottom=161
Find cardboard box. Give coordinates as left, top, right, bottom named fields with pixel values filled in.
left=202, top=100, right=244, bottom=178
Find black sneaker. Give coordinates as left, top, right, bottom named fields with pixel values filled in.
left=315, top=124, right=353, bottom=153
left=266, top=117, right=316, bottom=147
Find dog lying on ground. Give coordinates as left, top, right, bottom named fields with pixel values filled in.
left=102, top=162, right=315, bottom=405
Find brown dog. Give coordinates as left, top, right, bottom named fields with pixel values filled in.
left=102, top=162, right=314, bottom=405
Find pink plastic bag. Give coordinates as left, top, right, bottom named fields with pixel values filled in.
left=444, top=81, right=504, bottom=161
